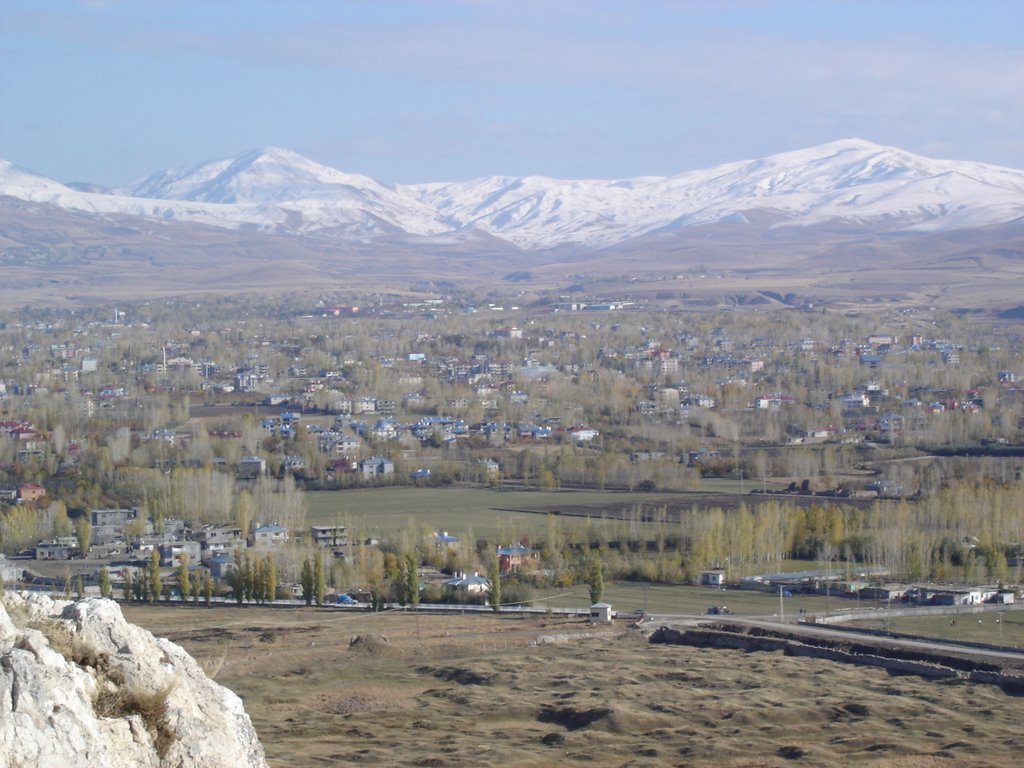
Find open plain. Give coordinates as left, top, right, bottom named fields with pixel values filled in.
left=125, top=605, right=1024, bottom=768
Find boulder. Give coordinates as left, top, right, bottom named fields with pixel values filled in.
left=0, top=592, right=267, bottom=767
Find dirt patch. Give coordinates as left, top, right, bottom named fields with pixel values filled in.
left=347, top=634, right=398, bottom=658
left=319, top=689, right=413, bottom=716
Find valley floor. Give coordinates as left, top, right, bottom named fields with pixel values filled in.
left=126, top=606, right=1024, bottom=768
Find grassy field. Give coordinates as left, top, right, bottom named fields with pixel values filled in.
left=124, top=604, right=1024, bottom=768
left=533, top=581, right=849, bottom=617
left=846, top=610, right=1024, bottom=649
left=304, top=486, right=686, bottom=540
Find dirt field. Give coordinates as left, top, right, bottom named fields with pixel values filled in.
left=124, top=605, right=1024, bottom=768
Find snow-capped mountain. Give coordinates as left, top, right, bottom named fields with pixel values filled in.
left=0, top=149, right=450, bottom=238
left=403, top=139, right=1024, bottom=249
left=2, top=139, right=1023, bottom=251
left=124, top=147, right=449, bottom=236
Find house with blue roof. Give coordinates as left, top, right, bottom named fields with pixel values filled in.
left=207, top=553, right=235, bottom=580
left=360, top=456, right=394, bottom=479
left=435, top=531, right=460, bottom=546
left=496, top=543, right=537, bottom=574
left=444, top=571, right=490, bottom=594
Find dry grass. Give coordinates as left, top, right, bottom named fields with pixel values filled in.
left=124, top=605, right=1024, bottom=767
left=94, top=681, right=177, bottom=759
left=25, top=615, right=177, bottom=759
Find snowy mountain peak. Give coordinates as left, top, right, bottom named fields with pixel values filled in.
left=128, top=146, right=390, bottom=205
left=2, top=140, right=1023, bottom=251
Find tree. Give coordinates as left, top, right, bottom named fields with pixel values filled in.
left=75, top=574, right=84, bottom=599
left=122, top=568, right=134, bottom=601
left=368, top=578, right=384, bottom=612
left=300, top=558, right=314, bottom=606
left=148, top=549, right=162, bottom=603
left=587, top=554, right=604, bottom=605
left=227, top=552, right=245, bottom=604
left=488, top=558, right=501, bottom=612
left=63, top=565, right=72, bottom=598
left=246, top=553, right=259, bottom=603
left=405, top=554, right=419, bottom=610
left=313, top=551, right=326, bottom=606
left=98, top=566, right=111, bottom=599
left=384, top=552, right=403, bottom=603
left=264, top=554, right=277, bottom=603
left=134, top=571, right=146, bottom=602
left=74, top=516, right=92, bottom=555
left=176, top=554, right=191, bottom=602
left=236, top=551, right=252, bottom=603
left=203, top=571, right=213, bottom=606
left=191, top=569, right=202, bottom=604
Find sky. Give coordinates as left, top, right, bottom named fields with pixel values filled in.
left=3, top=0, right=1023, bottom=186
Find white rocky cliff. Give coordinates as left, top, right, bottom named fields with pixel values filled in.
left=0, top=592, right=267, bottom=768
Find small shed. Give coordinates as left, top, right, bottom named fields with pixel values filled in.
left=700, top=570, right=726, bottom=587
left=590, top=602, right=613, bottom=624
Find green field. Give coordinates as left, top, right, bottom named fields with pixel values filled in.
left=533, top=581, right=848, bottom=617
left=846, top=610, right=1024, bottom=648
left=304, top=486, right=683, bottom=541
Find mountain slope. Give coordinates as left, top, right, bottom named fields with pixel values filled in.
left=404, top=139, right=1024, bottom=248
left=2, top=140, right=1023, bottom=252
left=125, top=147, right=449, bottom=236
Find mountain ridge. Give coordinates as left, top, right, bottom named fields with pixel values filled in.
left=2, top=139, right=1023, bottom=251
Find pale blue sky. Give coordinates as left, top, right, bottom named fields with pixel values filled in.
left=3, top=0, right=1022, bottom=186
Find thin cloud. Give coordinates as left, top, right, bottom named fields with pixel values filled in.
left=4, top=1, right=1023, bottom=182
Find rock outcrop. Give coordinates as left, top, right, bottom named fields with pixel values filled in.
left=0, top=592, right=267, bottom=768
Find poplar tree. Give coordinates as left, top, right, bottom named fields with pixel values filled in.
left=587, top=554, right=604, bottom=605
left=148, top=549, right=162, bottom=603
left=98, top=566, right=111, bottom=599
left=253, top=555, right=264, bottom=604
left=241, top=552, right=255, bottom=603
left=368, top=578, right=384, bottom=612
left=314, top=551, right=325, bottom=606
left=488, top=559, right=501, bottom=612
left=405, top=554, right=419, bottom=609
left=75, top=517, right=92, bottom=555
left=384, top=553, right=402, bottom=602
left=176, top=554, right=190, bottom=602
left=131, top=569, right=145, bottom=606
left=191, top=569, right=201, bottom=603
left=227, top=554, right=245, bottom=605
left=301, top=558, right=314, bottom=606
left=264, top=554, right=277, bottom=604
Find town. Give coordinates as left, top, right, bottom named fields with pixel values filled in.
left=1, top=292, right=1022, bottom=614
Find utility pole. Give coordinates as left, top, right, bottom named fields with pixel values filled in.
left=779, top=586, right=784, bottom=622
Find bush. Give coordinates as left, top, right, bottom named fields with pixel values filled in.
left=500, top=578, right=534, bottom=606
left=95, top=682, right=176, bottom=758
